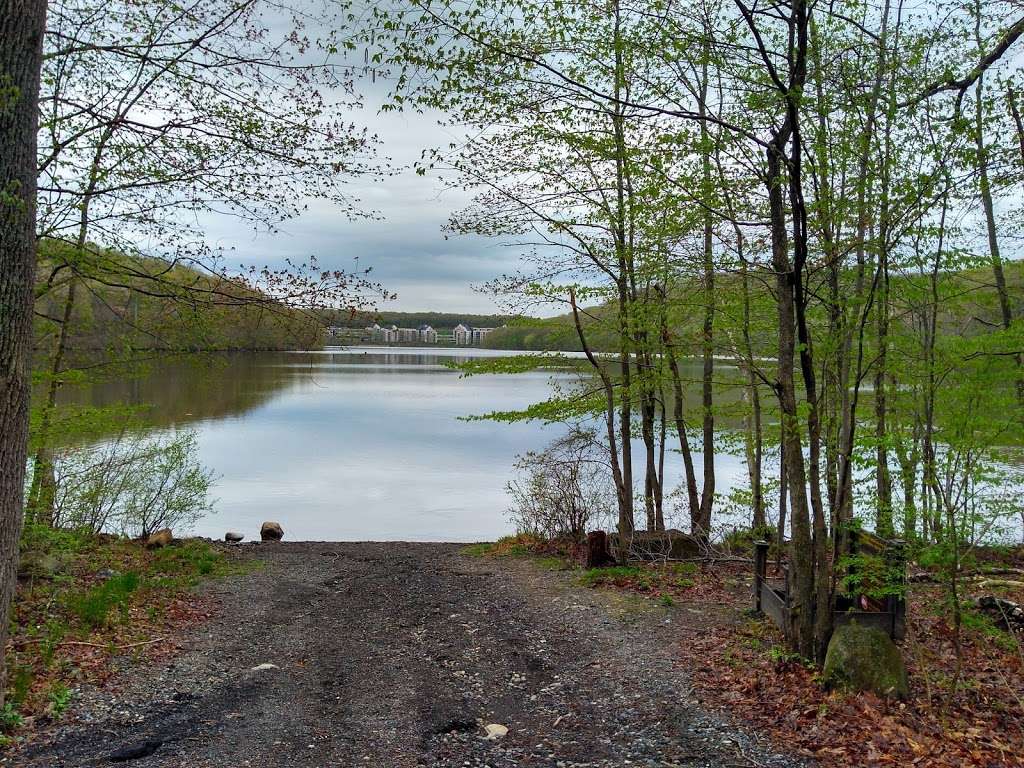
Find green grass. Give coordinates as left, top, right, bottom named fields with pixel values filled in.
left=68, top=572, right=139, bottom=629
left=460, top=542, right=496, bottom=557
left=579, top=565, right=649, bottom=587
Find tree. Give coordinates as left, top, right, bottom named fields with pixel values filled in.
left=0, top=0, right=48, bottom=708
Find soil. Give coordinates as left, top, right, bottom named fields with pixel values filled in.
left=12, top=542, right=801, bottom=768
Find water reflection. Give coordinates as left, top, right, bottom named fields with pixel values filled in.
left=58, top=347, right=749, bottom=541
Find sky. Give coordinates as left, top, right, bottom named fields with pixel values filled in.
left=199, top=91, right=517, bottom=316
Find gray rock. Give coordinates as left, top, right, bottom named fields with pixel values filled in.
left=224, top=531, right=244, bottom=543
left=484, top=723, right=508, bottom=740
left=822, top=622, right=908, bottom=699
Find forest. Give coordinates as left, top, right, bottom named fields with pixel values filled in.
left=1, top=0, right=1024, bottom=765
left=358, top=0, right=1024, bottom=660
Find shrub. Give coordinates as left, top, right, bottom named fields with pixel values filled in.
left=506, top=429, right=616, bottom=542
left=49, top=429, right=215, bottom=537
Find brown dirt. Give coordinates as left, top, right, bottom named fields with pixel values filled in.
left=10, top=542, right=801, bottom=768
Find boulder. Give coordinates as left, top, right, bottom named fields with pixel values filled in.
left=144, top=529, right=173, bottom=549
left=976, top=595, right=1024, bottom=631
left=483, top=723, right=508, bottom=740
left=822, top=622, right=908, bottom=699
left=260, top=521, right=284, bottom=541
left=18, top=551, right=66, bottom=580
left=224, top=531, right=244, bottom=543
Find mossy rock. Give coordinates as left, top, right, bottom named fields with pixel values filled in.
left=18, top=551, right=67, bottom=580
left=822, top=622, right=908, bottom=699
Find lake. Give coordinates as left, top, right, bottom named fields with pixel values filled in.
left=62, top=347, right=750, bottom=542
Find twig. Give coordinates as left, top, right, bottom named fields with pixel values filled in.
left=61, top=637, right=166, bottom=649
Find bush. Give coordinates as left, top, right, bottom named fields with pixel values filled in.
left=48, top=429, right=215, bottom=537
left=506, top=429, right=616, bottom=542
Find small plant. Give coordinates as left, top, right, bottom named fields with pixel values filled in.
left=68, top=571, right=139, bottom=629
left=767, top=645, right=811, bottom=667
left=659, top=594, right=675, bottom=607
left=10, top=664, right=33, bottom=706
left=47, top=683, right=72, bottom=717
left=0, top=702, right=23, bottom=733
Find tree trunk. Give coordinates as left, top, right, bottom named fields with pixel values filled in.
left=696, top=50, right=716, bottom=541
left=0, top=0, right=48, bottom=708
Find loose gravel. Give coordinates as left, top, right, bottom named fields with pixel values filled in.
left=15, top=542, right=803, bottom=768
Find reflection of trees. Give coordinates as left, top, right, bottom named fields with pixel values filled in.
left=52, top=353, right=301, bottom=436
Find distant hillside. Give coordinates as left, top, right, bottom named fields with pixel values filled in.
left=479, top=260, right=1024, bottom=353
left=325, top=310, right=517, bottom=331
left=34, top=240, right=325, bottom=357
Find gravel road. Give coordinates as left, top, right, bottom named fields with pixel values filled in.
left=17, top=542, right=801, bottom=767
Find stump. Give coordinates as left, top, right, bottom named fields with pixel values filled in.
left=585, top=531, right=613, bottom=569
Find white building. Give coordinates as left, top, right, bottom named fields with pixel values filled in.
left=418, top=324, right=438, bottom=344
left=471, top=327, right=495, bottom=344
left=453, top=323, right=472, bottom=345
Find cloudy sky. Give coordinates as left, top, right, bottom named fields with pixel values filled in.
left=201, top=90, right=516, bottom=315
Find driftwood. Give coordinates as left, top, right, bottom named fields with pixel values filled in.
left=977, top=579, right=1024, bottom=590
left=975, top=596, right=1024, bottom=631
left=910, top=567, right=1024, bottom=583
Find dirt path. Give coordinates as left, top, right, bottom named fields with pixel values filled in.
left=17, top=542, right=800, bottom=767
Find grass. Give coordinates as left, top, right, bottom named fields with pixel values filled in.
left=578, top=561, right=704, bottom=599
left=68, top=572, right=139, bottom=629
left=460, top=534, right=572, bottom=572
left=579, top=565, right=649, bottom=588
left=8, top=525, right=240, bottom=732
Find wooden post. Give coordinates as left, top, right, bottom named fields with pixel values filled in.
left=887, top=538, right=907, bottom=639
left=753, top=540, right=769, bottom=613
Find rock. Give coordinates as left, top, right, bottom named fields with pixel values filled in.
left=17, top=551, right=66, bottom=580
left=224, top=531, right=244, bottom=543
left=144, top=529, right=173, bottom=549
left=822, top=622, right=908, bottom=699
left=250, top=663, right=279, bottom=672
left=483, top=723, right=508, bottom=740
left=97, top=568, right=119, bottom=580
left=976, top=595, right=1024, bottom=631
left=607, top=529, right=700, bottom=563
left=260, top=521, right=284, bottom=541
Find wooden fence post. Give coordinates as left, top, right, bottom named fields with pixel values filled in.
left=753, top=540, right=769, bottom=613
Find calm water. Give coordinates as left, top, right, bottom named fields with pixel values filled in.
left=63, top=347, right=749, bottom=541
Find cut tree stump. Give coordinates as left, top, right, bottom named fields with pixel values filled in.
left=585, top=531, right=613, bottom=569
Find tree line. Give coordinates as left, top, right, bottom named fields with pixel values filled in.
left=360, top=0, right=1024, bottom=661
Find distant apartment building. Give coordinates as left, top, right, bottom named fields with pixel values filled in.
left=418, top=324, right=438, bottom=344
left=395, top=327, right=420, bottom=343
left=453, top=323, right=497, bottom=345
left=471, top=327, right=495, bottom=344
left=365, top=323, right=397, bottom=343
